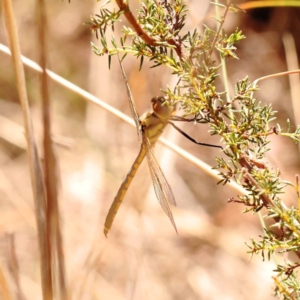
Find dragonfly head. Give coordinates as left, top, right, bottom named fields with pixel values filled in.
left=151, top=96, right=174, bottom=120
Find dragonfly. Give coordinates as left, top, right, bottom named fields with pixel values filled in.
left=104, top=57, right=221, bottom=237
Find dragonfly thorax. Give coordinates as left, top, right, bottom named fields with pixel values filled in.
left=151, top=96, right=174, bottom=120
left=139, top=96, right=173, bottom=145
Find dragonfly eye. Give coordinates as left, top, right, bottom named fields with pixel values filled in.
left=151, top=96, right=174, bottom=119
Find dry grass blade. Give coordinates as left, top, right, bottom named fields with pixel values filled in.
left=282, top=33, right=300, bottom=129
left=36, top=0, right=68, bottom=299
left=6, top=234, right=25, bottom=300
left=0, top=260, right=12, bottom=300
left=239, top=1, right=300, bottom=10
left=1, top=0, right=53, bottom=299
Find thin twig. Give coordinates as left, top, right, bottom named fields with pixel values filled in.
left=209, top=0, right=231, bottom=58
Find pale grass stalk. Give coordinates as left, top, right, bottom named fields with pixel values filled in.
left=253, top=69, right=300, bottom=85
left=282, top=33, right=300, bottom=132
left=0, top=43, right=247, bottom=198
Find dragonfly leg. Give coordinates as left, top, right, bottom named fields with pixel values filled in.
left=168, top=121, right=223, bottom=149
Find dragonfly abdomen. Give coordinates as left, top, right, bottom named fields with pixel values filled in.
left=104, top=145, right=147, bottom=236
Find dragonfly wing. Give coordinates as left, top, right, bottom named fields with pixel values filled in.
left=143, top=134, right=177, bottom=233
left=117, top=56, right=142, bottom=141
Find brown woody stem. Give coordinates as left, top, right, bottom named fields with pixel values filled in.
left=115, top=0, right=183, bottom=59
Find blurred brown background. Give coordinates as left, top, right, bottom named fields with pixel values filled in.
left=0, top=0, right=299, bottom=299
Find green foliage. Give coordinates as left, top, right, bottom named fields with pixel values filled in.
left=89, top=7, right=123, bottom=39
left=273, top=263, right=300, bottom=299
left=89, top=0, right=300, bottom=298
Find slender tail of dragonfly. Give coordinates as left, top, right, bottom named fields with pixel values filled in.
left=104, top=145, right=147, bottom=237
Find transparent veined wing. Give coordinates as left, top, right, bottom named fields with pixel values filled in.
left=117, top=55, right=142, bottom=142
left=143, top=132, right=178, bottom=233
